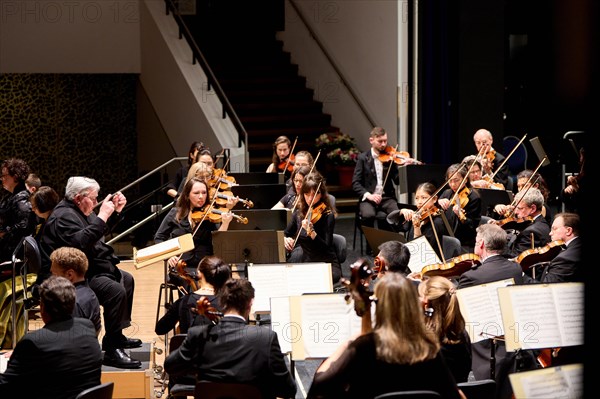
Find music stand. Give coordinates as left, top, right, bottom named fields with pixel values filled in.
left=397, top=164, right=449, bottom=200
left=231, top=184, right=287, bottom=210
left=474, top=188, right=514, bottom=216
left=228, top=172, right=284, bottom=185
left=529, top=137, right=551, bottom=167
left=227, top=209, right=290, bottom=231
left=212, top=230, right=286, bottom=278
left=361, top=226, right=406, bottom=255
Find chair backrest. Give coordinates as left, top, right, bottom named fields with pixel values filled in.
left=23, top=236, right=41, bottom=274
left=332, top=233, right=347, bottom=264
left=442, top=236, right=462, bottom=259
left=194, top=381, right=263, bottom=399
left=75, top=382, right=114, bottom=399
left=502, top=135, right=527, bottom=175
left=169, top=333, right=187, bottom=353
left=457, top=379, right=496, bottom=399
left=374, top=390, right=442, bottom=399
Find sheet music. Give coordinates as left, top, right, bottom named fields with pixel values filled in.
left=498, top=283, right=583, bottom=351
left=248, top=262, right=333, bottom=313
left=290, top=294, right=362, bottom=359
left=135, top=236, right=181, bottom=262
left=405, top=236, right=441, bottom=273
left=456, top=279, right=514, bottom=343
left=270, top=296, right=292, bottom=354
left=509, top=364, right=583, bottom=399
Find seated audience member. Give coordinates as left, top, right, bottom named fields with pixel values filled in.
left=30, top=186, right=60, bottom=291
left=50, top=246, right=102, bottom=335
left=155, top=256, right=231, bottom=335
left=25, top=173, right=41, bottom=194
left=308, top=273, right=465, bottom=399
left=164, top=278, right=297, bottom=399
left=0, top=276, right=103, bottom=398
left=418, top=276, right=472, bottom=383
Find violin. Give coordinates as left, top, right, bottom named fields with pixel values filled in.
left=174, top=258, right=198, bottom=292
left=494, top=215, right=533, bottom=230
left=413, top=205, right=442, bottom=227
left=378, top=146, right=422, bottom=165
left=191, top=207, right=248, bottom=224
left=208, top=169, right=238, bottom=190
left=307, top=202, right=329, bottom=224
left=421, top=253, right=481, bottom=278
left=209, top=187, right=253, bottom=209
left=342, top=259, right=374, bottom=334
left=514, top=240, right=565, bottom=272
left=450, top=187, right=469, bottom=222
left=278, top=154, right=295, bottom=173
left=191, top=295, right=223, bottom=325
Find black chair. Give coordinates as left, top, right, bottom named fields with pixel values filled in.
left=442, top=236, right=462, bottom=259
left=374, top=390, right=442, bottom=399
left=353, top=204, right=388, bottom=254
left=457, top=379, right=497, bottom=399
left=194, top=381, right=263, bottom=399
left=165, top=334, right=195, bottom=399
left=75, top=382, right=114, bottom=399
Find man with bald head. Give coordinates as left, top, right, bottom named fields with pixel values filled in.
left=472, top=128, right=510, bottom=189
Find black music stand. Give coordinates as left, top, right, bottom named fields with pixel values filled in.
left=474, top=188, right=514, bottom=217
left=361, top=226, right=406, bottom=254
left=228, top=172, right=284, bottom=185
left=230, top=184, right=287, bottom=210
left=397, top=164, right=449, bottom=199
left=227, top=209, right=290, bottom=231
left=212, top=230, right=286, bottom=278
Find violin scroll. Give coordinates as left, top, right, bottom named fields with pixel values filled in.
left=191, top=296, right=223, bottom=324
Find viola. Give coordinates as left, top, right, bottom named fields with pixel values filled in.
left=191, top=207, right=248, bottom=225
left=209, top=187, right=253, bottom=209
left=514, top=240, right=565, bottom=272
left=494, top=215, right=533, bottom=230
left=378, top=146, right=422, bottom=165
left=278, top=154, right=295, bottom=173
left=342, top=259, right=374, bottom=334
left=421, top=253, right=481, bottom=279
left=191, top=295, right=223, bottom=324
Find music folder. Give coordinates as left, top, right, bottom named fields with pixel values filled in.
left=474, top=188, right=514, bottom=216
left=133, top=233, right=194, bottom=269
left=361, top=226, right=406, bottom=254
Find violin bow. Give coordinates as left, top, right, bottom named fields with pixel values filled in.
left=428, top=212, right=447, bottom=265
left=291, top=181, right=322, bottom=250
left=380, top=144, right=399, bottom=189
left=290, top=150, right=321, bottom=213
left=489, top=134, right=527, bottom=180
left=283, top=136, right=298, bottom=173
left=505, top=157, right=545, bottom=216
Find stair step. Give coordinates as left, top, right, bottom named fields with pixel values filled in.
left=228, top=88, right=315, bottom=102
left=235, top=101, right=323, bottom=116
left=220, top=76, right=307, bottom=91
left=241, top=113, right=332, bottom=129
left=247, top=126, right=339, bottom=142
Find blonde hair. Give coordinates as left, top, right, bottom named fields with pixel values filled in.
left=418, top=276, right=466, bottom=345
left=185, top=162, right=211, bottom=185
left=374, top=273, right=439, bottom=364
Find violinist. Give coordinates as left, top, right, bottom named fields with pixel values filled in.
left=461, top=155, right=501, bottom=190
left=154, top=178, right=234, bottom=289
left=166, top=140, right=205, bottom=199
left=388, top=182, right=450, bottom=260
left=374, top=240, right=412, bottom=277
left=561, top=146, right=585, bottom=213
left=472, top=129, right=510, bottom=188
left=438, top=163, right=481, bottom=251
left=523, top=212, right=582, bottom=284
left=284, top=150, right=313, bottom=194
left=283, top=172, right=341, bottom=283
left=504, top=188, right=550, bottom=259
left=266, top=135, right=292, bottom=174
left=456, top=224, right=532, bottom=399
left=155, top=256, right=231, bottom=336
left=352, top=127, right=400, bottom=254
left=272, top=165, right=311, bottom=210
left=492, top=169, right=552, bottom=224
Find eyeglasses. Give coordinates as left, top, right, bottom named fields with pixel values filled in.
left=83, top=193, right=98, bottom=203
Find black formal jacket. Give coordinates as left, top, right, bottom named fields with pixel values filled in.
left=164, top=316, right=297, bottom=399
left=522, top=237, right=583, bottom=284
left=490, top=151, right=510, bottom=188
left=352, top=150, right=399, bottom=200
left=40, top=199, right=123, bottom=281
left=0, top=317, right=103, bottom=399
left=439, top=187, right=481, bottom=249
left=507, top=215, right=551, bottom=259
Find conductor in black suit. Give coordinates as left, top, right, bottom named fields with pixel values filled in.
left=0, top=276, right=103, bottom=399
left=352, top=127, right=403, bottom=252
left=164, top=278, right=297, bottom=399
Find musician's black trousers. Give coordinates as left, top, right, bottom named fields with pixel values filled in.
left=89, top=269, right=135, bottom=348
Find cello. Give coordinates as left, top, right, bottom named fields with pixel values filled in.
left=342, top=259, right=375, bottom=334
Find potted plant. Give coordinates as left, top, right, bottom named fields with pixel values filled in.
left=315, top=132, right=361, bottom=186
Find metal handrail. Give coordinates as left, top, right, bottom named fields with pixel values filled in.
left=164, top=0, right=249, bottom=171
left=288, top=0, right=377, bottom=127
left=107, top=201, right=174, bottom=245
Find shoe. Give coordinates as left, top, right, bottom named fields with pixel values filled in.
left=116, top=336, right=142, bottom=349
left=103, top=348, right=142, bottom=369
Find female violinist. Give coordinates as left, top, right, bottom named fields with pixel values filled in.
left=438, top=163, right=481, bottom=251
left=272, top=165, right=311, bottom=210
left=391, top=182, right=449, bottom=259
left=154, top=177, right=234, bottom=290
left=283, top=172, right=341, bottom=283
left=266, top=135, right=292, bottom=174
left=284, top=150, right=313, bottom=194
left=166, top=141, right=205, bottom=199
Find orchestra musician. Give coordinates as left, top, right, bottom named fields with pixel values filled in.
left=283, top=172, right=341, bottom=284
left=266, top=135, right=292, bottom=173
left=352, top=127, right=400, bottom=254
left=154, top=177, right=234, bottom=289
left=284, top=150, right=313, bottom=194
left=166, top=141, right=205, bottom=199
left=472, top=129, right=510, bottom=189
left=272, top=165, right=311, bottom=210
left=374, top=240, right=412, bottom=277
left=438, top=163, right=481, bottom=252
left=307, top=273, right=466, bottom=399
left=457, top=224, right=535, bottom=399
left=388, top=182, right=450, bottom=260
left=492, top=169, right=552, bottom=224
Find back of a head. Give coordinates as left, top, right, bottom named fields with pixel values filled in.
left=31, top=186, right=60, bottom=214
left=50, top=247, right=88, bottom=277
left=198, top=256, right=231, bottom=292
left=378, top=241, right=411, bottom=275
left=65, top=176, right=99, bottom=200
left=476, top=223, right=507, bottom=253
left=219, top=278, right=255, bottom=314
left=39, top=275, right=76, bottom=322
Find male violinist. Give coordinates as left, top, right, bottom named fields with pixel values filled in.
left=352, top=127, right=400, bottom=254
left=471, top=129, right=510, bottom=189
